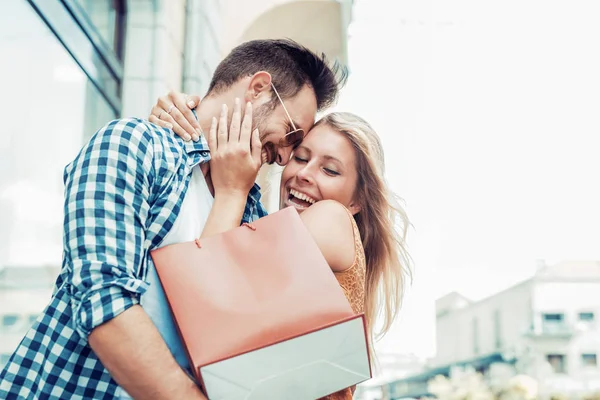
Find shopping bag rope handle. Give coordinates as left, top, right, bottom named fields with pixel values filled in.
left=194, top=222, right=256, bottom=249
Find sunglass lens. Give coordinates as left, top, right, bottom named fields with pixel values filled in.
left=284, top=129, right=304, bottom=147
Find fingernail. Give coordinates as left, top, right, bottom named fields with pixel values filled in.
left=192, top=135, right=199, bottom=142
left=235, top=98, right=240, bottom=106
left=195, top=128, right=202, bottom=136
left=222, top=104, right=227, bottom=113
left=184, top=134, right=192, bottom=141
left=212, top=117, right=217, bottom=125
left=187, top=101, right=195, bottom=108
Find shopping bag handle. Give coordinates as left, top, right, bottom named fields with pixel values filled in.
left=194, top=222, right=257, bottom=249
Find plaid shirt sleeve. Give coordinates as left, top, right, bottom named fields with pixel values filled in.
left=63, top=118, right=160, bottom=341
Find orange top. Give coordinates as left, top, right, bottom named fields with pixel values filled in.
left=320, top=207, right=367, bottom=400
left=334, top=208, right=366, bottom=315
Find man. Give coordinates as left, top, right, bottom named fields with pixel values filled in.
left=0, top=39, right=343, bottom=399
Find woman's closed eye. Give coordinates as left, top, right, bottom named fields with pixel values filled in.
left=293, top=155, right=308, bottom=163
left=323, top=166, right=340, bottom=176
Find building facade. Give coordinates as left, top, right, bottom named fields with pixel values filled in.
left=0, top=266, right=60, bottom=366
left=0, top=0, right=353, bottom=368
left=381, top=260, right=600, bottom=399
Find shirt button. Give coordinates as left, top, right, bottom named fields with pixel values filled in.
left=200, top=151, right=209, bottom=157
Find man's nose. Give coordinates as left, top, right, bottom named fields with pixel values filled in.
left=275, top=146, right=293, bottom=166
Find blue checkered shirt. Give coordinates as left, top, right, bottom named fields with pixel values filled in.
left=0, top=118, right=267, bottom=399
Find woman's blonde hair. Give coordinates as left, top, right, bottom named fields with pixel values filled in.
left=315, top=112, right=412, bottom=354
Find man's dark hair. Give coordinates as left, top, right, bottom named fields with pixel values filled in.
left=207, top=39, right=347, bottom=111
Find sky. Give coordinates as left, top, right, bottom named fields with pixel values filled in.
left=332, top=0, right=600, bottom=358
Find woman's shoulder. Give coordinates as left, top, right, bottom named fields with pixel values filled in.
left=299, top=200, right=358, bottom=272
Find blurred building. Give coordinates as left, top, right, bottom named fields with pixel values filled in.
left=0, top=0, right=353, bottom=368
left=354, top=353, right=428, bottom=400
left=0, top=266, right=60, bottom=366
left=379, top=260, right=600, bottom=399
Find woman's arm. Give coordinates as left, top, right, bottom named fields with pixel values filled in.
left=304, top=201, right=360, bottom=400
left=149, top=92, right=261, bottom=238
left=200, top=99, right=262, bottom=238
left=298, top=200, right=357, bottom=272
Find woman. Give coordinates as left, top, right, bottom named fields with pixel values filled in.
left=150, top=97, right=411, bottom=399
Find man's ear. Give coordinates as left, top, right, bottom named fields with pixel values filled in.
left=245, top=71, right=272, bottom=102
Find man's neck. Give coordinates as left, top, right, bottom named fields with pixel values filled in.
left=194, top=94, right=234, bottom=136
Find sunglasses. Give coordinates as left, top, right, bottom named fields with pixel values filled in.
left=270, top=82, right=305, bottom=148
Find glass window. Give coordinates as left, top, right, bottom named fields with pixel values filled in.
left=582, top=353, right=597, bottom=367
left=547, top=354, right=566, bottom=374
left=0, top=1, right=116, bottom=271
left=543, top=313, right=564, bottom=321
left=2, top=314, right=19, bottom=327
left=579, top=312, right=595, bottom=321
left=541, top=313, right=568, bottom=334
left=73, top=0, right=126, bottom=58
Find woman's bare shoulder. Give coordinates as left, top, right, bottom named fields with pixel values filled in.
left=299, top=200, right=357, bottom=272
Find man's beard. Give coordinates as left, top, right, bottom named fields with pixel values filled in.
left=253, top=103, right=277, bottom=165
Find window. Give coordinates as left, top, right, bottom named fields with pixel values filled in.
left=73, top=0, right=127, bottom=59
left=541, top=313, right=567, bottom=334
left=582, top=354, right=597, bottom=367
left=26, top=0, right=123, bottom=112
left=547, top=354, right=566, bottom=373
left=579, top=312, right=595, bottom=322
left=0, top=1, right=119, bottom=272
left=0, top=1, right=122, bottom=348
left=543, top=313, right=564, bottom=321
left=473, top=318, right=479, bottom=354
left=2, top=314, right=19, bottom=327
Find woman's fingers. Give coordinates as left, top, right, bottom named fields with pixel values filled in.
left=148, top=114, right=173, bottom=129
left=169, top=91, right=202, bottom=141
left=229, top=98, right=242, bottom=143
left=239, top=102, right=253, bottom=150
left=207, top=116, right=217, bottom=151
left=251, top=128, right=262, bottom=167
left=217, top=104, right=228, bottom=149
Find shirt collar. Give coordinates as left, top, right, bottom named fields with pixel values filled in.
left=182, top=109, right=211, bottom=169
left=248, top=183, right=263, bottom=204
left=184, top=108, right=211, bottom=156
left=183, top=134, right=210, bottom=156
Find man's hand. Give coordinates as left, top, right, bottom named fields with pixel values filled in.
left=149, top=91, right=201, bottom=141
left=88, top=305, right=207, bottom=400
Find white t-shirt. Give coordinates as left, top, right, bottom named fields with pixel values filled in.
left=118, top=165, right=213, bottom=398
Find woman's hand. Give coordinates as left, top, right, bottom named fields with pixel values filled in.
left=208, top=98, right=261, bottom=198
left=198, top=99, right=262, bottom=239
left=149, top=91, right=202, bottom=141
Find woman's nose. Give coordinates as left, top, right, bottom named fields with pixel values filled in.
left=296, top=164, right=314, bottom=183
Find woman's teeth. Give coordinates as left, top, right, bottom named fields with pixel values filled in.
left=289, top=189, right=316, bottom=204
